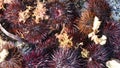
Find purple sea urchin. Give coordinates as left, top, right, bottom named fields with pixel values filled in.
left=23, top=48, right=51, bottom=68
left=81, top=43, right=112, bottom=68
left=102, top=21, right=120, bottom=59
left=52, top=48, right=81, bottom=68
left=23, top=48, right=41, bottom=68
left=103, top=21, right=120, bottom=46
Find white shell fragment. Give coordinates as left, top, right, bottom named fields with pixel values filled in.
left=88, top=16, right=107, bottom=45
left=92, top=16, right=101, bottom=31
left=106, top=59, right=120, bottom=68
left=0, top=49, right=9, bottom=62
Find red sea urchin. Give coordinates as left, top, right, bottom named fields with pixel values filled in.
left=46, top=0, right=79, bottom=21
left=0, top=41, right=23, bottom=68
left=78, top=10, right=95, bottom=36
left=46, top=1, right=64, bottom=20
left=46, top=0, right=80, bottom=31
left=3, top=0, right=22, bottom=24
left=87, top=0, right=111, bottom=21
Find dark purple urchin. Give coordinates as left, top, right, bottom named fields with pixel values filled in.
left=23, top=48, right=52, bottom=68
left=113, top=43, right=120, bottom=60
left=46, top=0, right=79, bottom=31
left=0, top=42, right=23, bottom=68
left=51, top=48, right=82, bottom=68
left=103, top=21, right=120, bottom=46
left=64, top=0, right=80, bottom=21
left=46, top=1, right=67, bottom=31
left=102, top=21, right=120, bottom=60
left=23, top=24, right=58, bottom=48
left=87, top=0, right=111, bottom=21
left=81, top=43, right=112, bottom=68
left=9, top=16, right=58, bottom=48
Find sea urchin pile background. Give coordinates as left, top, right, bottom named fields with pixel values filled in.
left=0, top=0, right=120, bottom=68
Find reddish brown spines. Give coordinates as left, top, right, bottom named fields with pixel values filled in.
left=0, top=42, right=23, bottom=68
left=78, top=10, right=95, bottom=36
left=3, top=0, right=22, bottom=24
left=87, top=0, right=111, bottom=21
left=12, top=21, right=57, bottom=48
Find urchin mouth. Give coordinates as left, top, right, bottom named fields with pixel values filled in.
left=46, top=2, right=65, bottom=19
left=54, top=9, right=62, bottom=18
